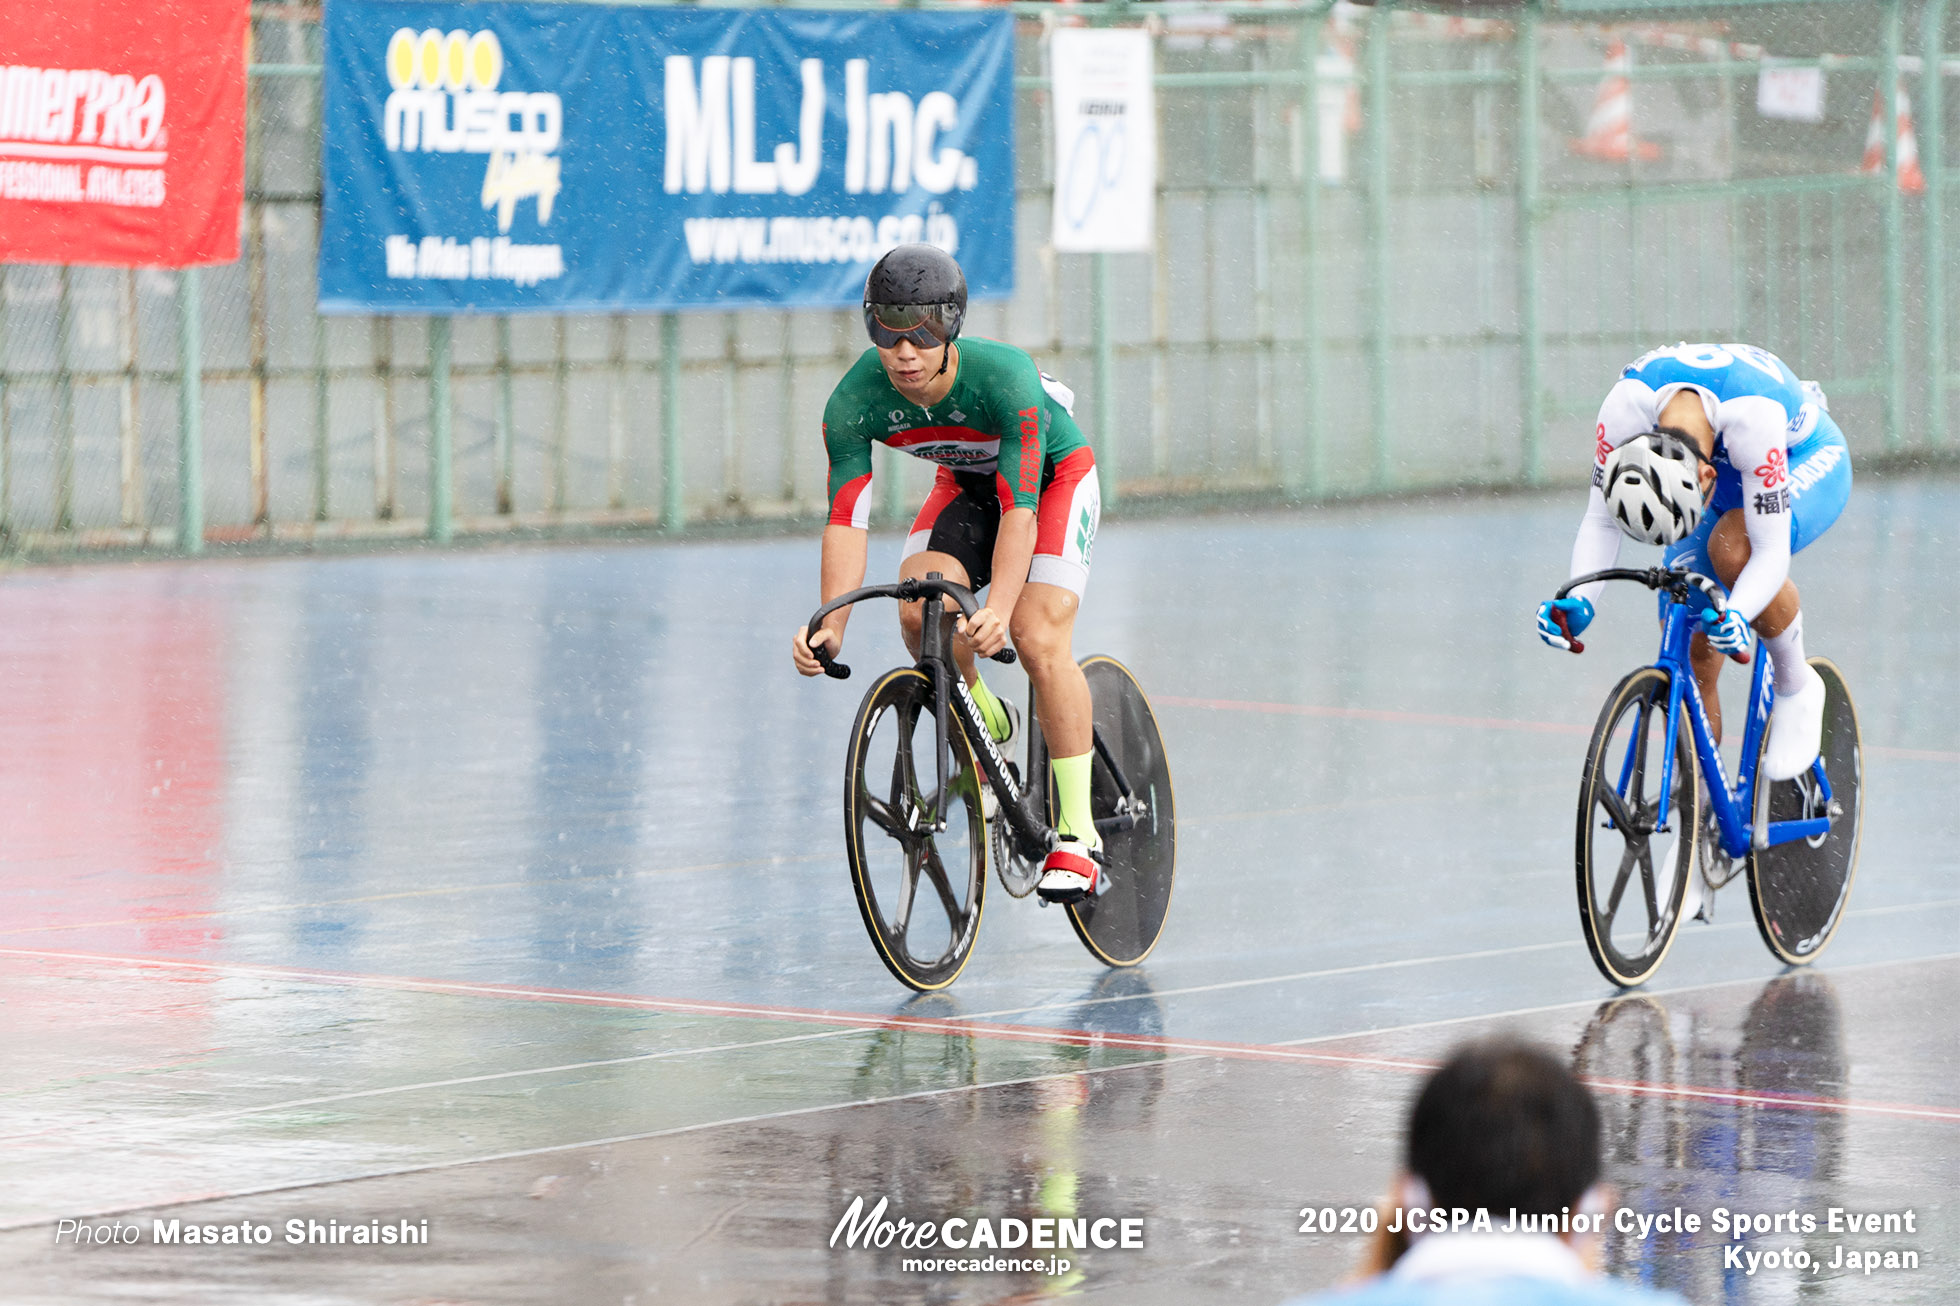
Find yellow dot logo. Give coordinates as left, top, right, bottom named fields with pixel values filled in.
left=387, top=27, right=502, bottom=92
left=385, top=28, right=416, bottom=90
left=442, top=31, right=469, bottom=92
left=467, top=31, right=502, bottom=91
left=416, top=29, right=444, bottom=89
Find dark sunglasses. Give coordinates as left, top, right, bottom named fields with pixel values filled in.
left=864, top=302, right=957, bottom=350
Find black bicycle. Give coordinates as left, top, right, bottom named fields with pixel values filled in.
left=805, top=575, right=1175, bottom=991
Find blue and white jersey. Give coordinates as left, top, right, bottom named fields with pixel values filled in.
left=1621, top=342, right=1807, bottom=426
left=1568, top=343, right=1848, bottom=621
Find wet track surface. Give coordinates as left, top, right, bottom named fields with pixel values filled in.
left=1, top=480, right=1955, bottom=1303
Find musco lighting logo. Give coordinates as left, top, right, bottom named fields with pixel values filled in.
left=381, top=28, right=560, bottom=233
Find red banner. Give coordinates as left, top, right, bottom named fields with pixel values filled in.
left=0, top=0, right=245, bottom=267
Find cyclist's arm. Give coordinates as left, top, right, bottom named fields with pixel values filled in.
left=1714, top=395, right=1794, bottom=622
left=1568, top=487, right=1622, bottom=604
left=1566, top=384, right=1645, bottom=603
left=982, top=508, right=1037, bottom=623
left=820, top=523, right=869, bottom=624
left=809, top=414, right=876, bottom=648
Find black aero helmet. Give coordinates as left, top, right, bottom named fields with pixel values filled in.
left=863, top=244, right=966, bottom=351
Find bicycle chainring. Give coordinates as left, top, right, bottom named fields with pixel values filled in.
left=993, top=817, right=1041, bottom=898
left=1701, top=805, right=1742, bottom=890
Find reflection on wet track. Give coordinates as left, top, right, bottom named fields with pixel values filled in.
left=0, top=482, right=1954, bottom=1303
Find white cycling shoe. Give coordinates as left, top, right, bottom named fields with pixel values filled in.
left=1679, top=852, right=1709, bottom=924
left=1036, top=838, right=1101, bottom=903
left=1654, top=839, right=1709, bottom=925
left=1763, top=663, right=1826, bottom=782
left=993, top=698, right=1021, bottom=748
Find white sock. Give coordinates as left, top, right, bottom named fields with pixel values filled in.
left=1763, top=611, right=1808, bottom=696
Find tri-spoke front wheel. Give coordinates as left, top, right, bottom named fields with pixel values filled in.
left=1576, top=667, right=1699, bottom=988
left=844, top=668, right=986, bottom=991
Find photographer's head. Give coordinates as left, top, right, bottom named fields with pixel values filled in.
left=1282, top=1041, right=1686, bottom=1303
left=1402, top=1038, right=1602, bottom=1224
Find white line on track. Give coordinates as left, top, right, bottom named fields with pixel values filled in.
left=1153, top=692, right=1960, bottom=762
left=0, top=853, right=826, bottom=939
left=6, top=950, right=1958, bottom=1233
left=0, top=1025, right=896, bottom=1146
left=3, top=946, right=1955, bottom=1140
left=0, top=1059, right=1197, bottom=1233
left=938, top=897, right=1960, bottom=1021
left=1276, top=948, right=1960, bottom=1051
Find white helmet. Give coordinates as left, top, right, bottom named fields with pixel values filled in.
left=1601, top=431, right=1707, bottom=545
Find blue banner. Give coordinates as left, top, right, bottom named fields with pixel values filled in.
left=318, top=1, right=1014, bottom=313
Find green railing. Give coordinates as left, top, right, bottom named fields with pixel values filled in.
left=0, top=0, right=1951, bottom=555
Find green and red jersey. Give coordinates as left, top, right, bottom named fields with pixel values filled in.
left=822, top=337, right=1091, bottom=527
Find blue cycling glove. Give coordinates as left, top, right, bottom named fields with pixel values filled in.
left=1700, top=607, right=1752, bottom=656
left=1536, top=596, right=1594, bottom=651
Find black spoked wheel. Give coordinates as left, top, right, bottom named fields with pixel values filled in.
left=1746, top=657, right=1862, bottom=966
left=1053, top=656, right=1176, bottom=968
left=844, top=668, right=986, bottom=991
left=1577, top=667, right=1699, bottom=988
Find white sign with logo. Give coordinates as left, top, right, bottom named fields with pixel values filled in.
left=1050, top=28, right=1155, bottom=253
left=1757, top=61, right=1826, bottom=124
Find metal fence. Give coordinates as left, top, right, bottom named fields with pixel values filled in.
left=0, top=0, right=1953, bottom=554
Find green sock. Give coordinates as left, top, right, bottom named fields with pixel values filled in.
left=968, top=675, right=1012, bottom=743
left=1051, top=751, right=1100, bottom=849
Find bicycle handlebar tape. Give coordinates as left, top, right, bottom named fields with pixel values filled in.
left=812, top=640, right=851, bottom=680
left=1552, top=608, right=1585, bottom=656
left=993, top=649, right=1018, bottom=665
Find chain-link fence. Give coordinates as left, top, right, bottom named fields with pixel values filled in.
left=0, top=0, right=1953, bottom=553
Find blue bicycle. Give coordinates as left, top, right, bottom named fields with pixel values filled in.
left=1553, top=567, right=1864, bottom=987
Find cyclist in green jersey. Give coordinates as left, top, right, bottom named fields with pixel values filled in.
left=791, top=245, right=1105, bottom=902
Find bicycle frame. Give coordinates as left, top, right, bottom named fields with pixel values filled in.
left=808, top=575, right=1049, bottom=865
left=914, top=599, right=1053, bottom=864
left=805, top=573, right=1145, bottom=869
left=1584, top=572, right=1835, bottom=859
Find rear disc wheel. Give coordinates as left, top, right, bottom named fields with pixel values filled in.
left=1746, top=657, right=1862, bottom=965
left=1043, top=657, right=1176, bottom=968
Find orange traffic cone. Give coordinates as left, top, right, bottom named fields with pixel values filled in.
left=1860, top=83, right=1926, bottom=193
left=1336, top=34, right=1362, bottom=136
left=1570, top=41, right=1662, bottom=163
left=1312, top=20, right=1364, bottom=184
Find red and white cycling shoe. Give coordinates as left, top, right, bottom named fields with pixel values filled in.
left=1036, top=838, right=1102, bottom=904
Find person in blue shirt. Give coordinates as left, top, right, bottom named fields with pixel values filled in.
left=1280, top=1039, right=1689, bottom=1306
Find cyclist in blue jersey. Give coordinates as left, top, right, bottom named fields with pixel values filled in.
left=1536, top=344, right=1852, bottom=919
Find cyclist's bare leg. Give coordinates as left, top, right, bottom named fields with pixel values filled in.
left=1707, top=510, right=1801, bottom=638
left=1702, top=510, right=1804, bottom=732
left=898, top=549, right=981, bottom=685
left=1009, top=582, right=1090, bottom=758
left=1690, top=631, right=1726, bottom=744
